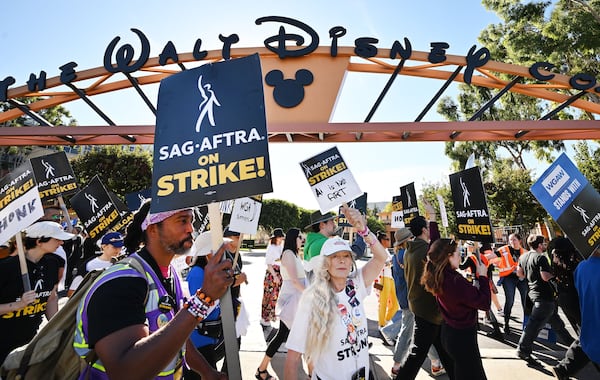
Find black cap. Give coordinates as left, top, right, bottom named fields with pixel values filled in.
left=408, top=216, right=427, bottom=237
left=271, top=228, right=285, bottom=238
left=479, top=243, right=492, bottom=253
left=223, top=226, right=240, bottom=237
left=305, top=210, right=336, bottom=230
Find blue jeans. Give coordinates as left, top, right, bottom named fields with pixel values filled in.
left=500, top=275, right=528, bottom=322
left=391, top=308, right=414, bottom=364
left=518, top=300, right=556, bottom=356
left=381, top=309, right=403, bottom=340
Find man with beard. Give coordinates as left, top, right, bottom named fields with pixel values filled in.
left=74, top=200, right=234, bottom=380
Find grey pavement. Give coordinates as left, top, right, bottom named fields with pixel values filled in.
left=234, top=248, right=598, bottom=380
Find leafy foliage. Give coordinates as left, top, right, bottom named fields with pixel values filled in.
left=366, top=215, right=385, bottom=234
left=421, top=182, right=456, bottom=235
left=70, top=146, right=153, bottom=201
left=484, top=160, right=547, bottom=231
left=437, top=0, right=600, bottom=237
left=573, top=140, right=600, bottom=191
left=258, top=199, right=303, bottom=232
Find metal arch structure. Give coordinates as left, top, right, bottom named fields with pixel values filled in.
left=1, top=45, right=599, bottom=147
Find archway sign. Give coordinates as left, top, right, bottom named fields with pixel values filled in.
left=1, top=15, right=599, bottom=146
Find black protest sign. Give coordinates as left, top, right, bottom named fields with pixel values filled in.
left=193, top=205, right=210, bottom=233
left=338, top=193, right=368, bottom=227
left=449, top=166, right=494, bottom=243
left=0, top=161, right=44, bottom=244
left=30, top=151, right=78, bottom=200
left=108, top=191, right=134, bottom=234
left=391, top=195, right=404, bottom=228
left=400, top=182, right=419, bottom=225
left=70, top=176, right=121, bottom=240
left=300, top=146, right=363, bottom=213
left=556, top=185, right=600, bottom=258
left=151, top=54, right=272, bottom=213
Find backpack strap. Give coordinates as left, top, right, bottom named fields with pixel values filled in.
left=77, top=254, right=150, bottom=370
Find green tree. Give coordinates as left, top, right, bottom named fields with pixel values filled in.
left=258, top=199, right=302, bottom=232
left=484, top=160, right=547, bottom=232
left=366, top=215, right=385, bottom=234
left=70, top=146, right=153, bottom=201
left=573, top=140, right=600, bottom=191
left=421, top=182, right=456, bottom=236
left=438, top=0, right=600, bottom=171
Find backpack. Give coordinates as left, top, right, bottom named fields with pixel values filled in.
left=0, top=256, right=146, bottom=380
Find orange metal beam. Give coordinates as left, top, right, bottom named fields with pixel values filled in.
left=1, top=120, right=598, bottom=146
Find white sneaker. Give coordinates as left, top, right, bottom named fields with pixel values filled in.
left=379, top=327, right=395, bottom=346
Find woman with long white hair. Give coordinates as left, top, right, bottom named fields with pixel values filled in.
left=284, top=205, right=387, bottom=380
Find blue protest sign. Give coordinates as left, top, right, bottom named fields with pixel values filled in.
left=151, top=54, right=272, bottom=213
left=531, top=153, right=600, bottom=258
left=125, top=188, right=152, bottom=212
left=530, top=153, right=588, bottom=221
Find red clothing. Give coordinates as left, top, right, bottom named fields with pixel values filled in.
left=436, top=266, right=491, bottom=329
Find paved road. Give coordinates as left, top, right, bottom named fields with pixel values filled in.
left=234, top=248, right=598, bottom=380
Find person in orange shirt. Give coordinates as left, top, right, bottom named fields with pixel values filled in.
left=459, top=242, right=503, bottom=341
left=493, top=233, right=528, bottom=337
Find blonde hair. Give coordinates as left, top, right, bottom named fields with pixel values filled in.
left=303, top=253, right=356, bottom=363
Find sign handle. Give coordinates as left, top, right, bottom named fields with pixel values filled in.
left=57, top=194, right=74, bottom=233
left=15, top=232, right=31, bottom=292
left=208, top=203, right=242, bottom=380
left=473, top=242, right=482, bottom=265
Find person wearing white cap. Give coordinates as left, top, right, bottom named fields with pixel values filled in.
left=284, top=205, right=388, bottom=380
left=0, top=221, right=75, bottom=364
left=66, top=231, right=125, bottom=297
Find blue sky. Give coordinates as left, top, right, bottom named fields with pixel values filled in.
left=1, top=1, right=580, bottom=210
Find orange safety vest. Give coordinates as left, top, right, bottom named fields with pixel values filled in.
left=496, top=245, right=525, bottom=277
left=467, top=254, right=490, bottom=278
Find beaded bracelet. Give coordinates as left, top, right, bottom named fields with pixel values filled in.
left=363, top=231, right=377, bottom=247
left=183, top=288, right=218, bottom=321
left=357, top=225, right=370, bottom=237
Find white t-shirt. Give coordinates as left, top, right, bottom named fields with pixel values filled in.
left=68, top=257, right=112, bottom=292
left=265, top=243, right=283, bottom=266
left=286, top=270, right=370, bottom=380
left=54, top=246, right=67, bottom=292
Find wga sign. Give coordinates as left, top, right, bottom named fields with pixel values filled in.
left=542, top=165, right=570, bottom=197
left=531, top=153, right=600, bottom=258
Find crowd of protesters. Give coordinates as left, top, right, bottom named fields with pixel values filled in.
left=2, top=197, right=600, bottom=380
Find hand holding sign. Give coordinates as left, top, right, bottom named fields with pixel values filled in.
left=340, top=204, right=366, bottom=231
left=201, top=243, right=235, bottom=301
left=422, top=197, right=436, bottom=221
